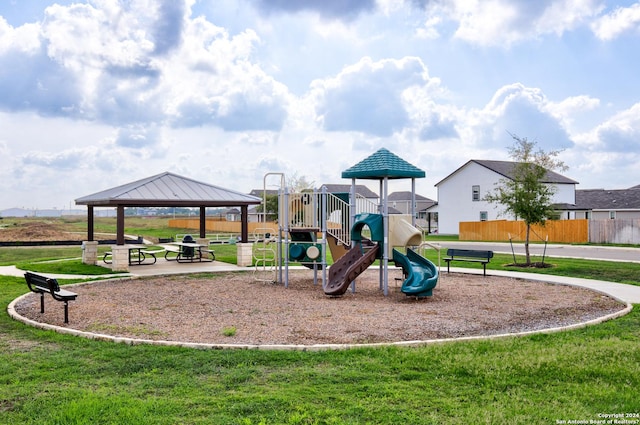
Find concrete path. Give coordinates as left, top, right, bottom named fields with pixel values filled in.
left=0, top=258, right=250, bottom=280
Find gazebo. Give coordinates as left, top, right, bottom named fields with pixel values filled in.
left=75, top=172, right=261, bottom=270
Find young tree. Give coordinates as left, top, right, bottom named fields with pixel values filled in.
left=255, top=173, right=315, bottom=222
left=484, top=134, right=568, bottom=265
left=287, top=173, right=315, bottom=192
left=255, top=195, right=279, bottom=221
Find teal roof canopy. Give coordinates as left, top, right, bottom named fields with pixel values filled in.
left=341, top=148, right=426, bottom=180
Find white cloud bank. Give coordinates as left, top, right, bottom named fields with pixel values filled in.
left=1, top=0, right=640, bottom=210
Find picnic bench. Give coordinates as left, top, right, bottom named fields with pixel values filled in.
left=139, top=248, right=165, bottom=264
left=164, top=243, right=215, bottom=262
left=164, top=245, right=180, bottom=261
left=103, top=246, right=164, bottom=265
left=443, top=249, right=494, bottom=276
left=24, top=272, right=77, bottom=324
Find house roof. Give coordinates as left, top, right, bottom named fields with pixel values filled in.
left=75, top=172, right=261, bottom=207
left=248, top=185, right=380, bottom=198
left=321, top=184, right=379, bottom=198
left=388, top=191, right=435, bottom=203
left=248, top=189, right=279, bottom=197
left=435, top=159, right=578, bottom=186
left=341, top=148, right=426, bottom=180
left=573, top=188, right=640, bottom=210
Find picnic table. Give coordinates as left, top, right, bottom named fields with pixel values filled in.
left=103, top=245, right=161, bottom=266
left=164, top=242, right=215, bottom=263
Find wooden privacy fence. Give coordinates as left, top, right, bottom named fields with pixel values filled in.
left=172, top=217, right=640, bottom=244
left=169, top=218, right=278, bottom=235
left=460, top=219, right=589, bottom=243
left=589, top=219, right=640, bottom=244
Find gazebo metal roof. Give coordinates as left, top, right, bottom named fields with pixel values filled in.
left=341, top=148, right=426, bottom=180
left=75, top=172, right=261, bottom=207
left=75, top=172, right=261, bottom=245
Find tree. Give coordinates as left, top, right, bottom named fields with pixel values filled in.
left=287, top=173, right=314, bottom=192
left=255, top=195, right=279, bottom=221
left=484, top=134, right=568, bottom=265
left=255, top=173, right=315, bottom=222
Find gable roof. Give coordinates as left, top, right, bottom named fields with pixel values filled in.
left=75, top=172, right=261, bottom=207
left=321, top=184, right=379, bottom=198
left=248, top=189, right=279, bottom=197
left=388, top=191, right=435, bottom=202
left=342, top=148, right=426, bottom=180
left=435, top=159, right=578, bottom=186
left=574, top=188, right=640, bottom=210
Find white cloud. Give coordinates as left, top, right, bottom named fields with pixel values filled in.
left=471, top=83, right=574, bottom=150
left=310, top=56, right=432, bottom=136
left=545, top=95, right=601, bottom=132
left=591, top=2, right=640, bottom=40
left=251, top=0, right=377, bottom=20
left=414, top=0, right=603, bottom=47
left=0, top=1, right=291, bottom=132
left=1, top=0, right=640, bottom=209
left=0, top=17, right=40, bottom=54
left=590, top=103, right=640, bottom=151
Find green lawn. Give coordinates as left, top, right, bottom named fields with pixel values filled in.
left=1, top=231, right=640, bottom=423
left=1, top=270, right=638, bottom=424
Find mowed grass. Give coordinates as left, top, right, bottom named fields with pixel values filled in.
left=1, top=270, right=639, bottom=424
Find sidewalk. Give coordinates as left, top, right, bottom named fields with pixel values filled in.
left=0, top=258, right=251, bottom=280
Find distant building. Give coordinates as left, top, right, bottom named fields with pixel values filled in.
left=0, top=208, right=106, bottom=217
left=388, top=191, right=437, bottom=232
left=566, top=187, right=640, bottom=220
left=433, top=159, right=578, bottom=234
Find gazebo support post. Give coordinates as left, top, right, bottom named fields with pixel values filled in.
left=116, top=205, right=125, bottom=245
left=199, top=207, right=206, bottom=238
left=87, top=206, right=94, bottom=241
left=111, top=205, right=130, bottom=272
left=236, top=205, right=253, bottom=267
left=241, top=205, right=249, bottom=243
left=196, top=206, right=209, bottom=247
left=82, top=206, right=98, bottom=265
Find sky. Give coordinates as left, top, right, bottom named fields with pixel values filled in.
left=1, top=0, right=640, bottom=211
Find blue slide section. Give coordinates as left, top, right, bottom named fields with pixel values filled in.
left=392, top=248, right=439, bottom=298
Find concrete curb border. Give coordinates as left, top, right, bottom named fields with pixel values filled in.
left=7, top=271, right=634, bottom=351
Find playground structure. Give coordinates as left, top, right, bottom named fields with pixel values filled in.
left=256, top=148, right=440, bottom=298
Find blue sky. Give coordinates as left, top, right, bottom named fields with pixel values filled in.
left=1, top=0, right=640, bottom=210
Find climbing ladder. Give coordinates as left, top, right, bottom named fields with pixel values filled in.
left=253, top=227, right=277, bottom=282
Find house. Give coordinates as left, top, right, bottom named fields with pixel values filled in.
left=388, top=191, right=437, bottom=231
left=320, top=184, right=379, bottom=202
left=388, top=191, right=436, bottom=215
left=433, top=159, right=578, bottom=234
left=569, top=187, right=640, bottom=220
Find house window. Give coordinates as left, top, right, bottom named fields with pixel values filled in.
left=480, top=211, right=488, bottom=221
left=472, top=185, right=480, bottom=201
left=610, top=211, right=616, bottom=219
